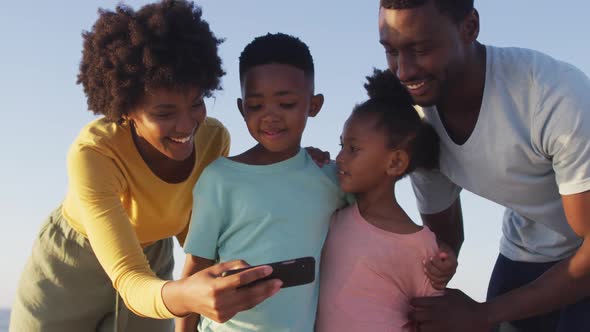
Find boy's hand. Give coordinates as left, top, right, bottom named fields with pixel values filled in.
left=305, top=146, right=330, bottom=167
left=424, top=242, right=457, bottom=290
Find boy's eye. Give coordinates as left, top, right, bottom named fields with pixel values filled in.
left=280, top=102, right=297, bottom=109
left=246, top=104, right=262, bottom=111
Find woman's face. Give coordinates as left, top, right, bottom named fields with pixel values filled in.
left=128, top=86, right=206, bottom=162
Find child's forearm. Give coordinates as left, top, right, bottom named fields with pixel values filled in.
left=175, top=314, right=200, bottom=332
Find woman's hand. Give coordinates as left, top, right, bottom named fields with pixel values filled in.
left=424, top=242, right=458, bottom=290
left=164, top=260, right=282, bottom=323
left=305, top=146, right=331, bottom=167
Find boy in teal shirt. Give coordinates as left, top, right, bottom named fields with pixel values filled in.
left=179, top=33, right=348, bottom=332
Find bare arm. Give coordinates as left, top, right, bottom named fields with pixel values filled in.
left=175, top=255, right=214, bottom=332
left=421, top=197, right=464, bottom=255
left=411, top=191, right=590, bottom=332
left=483, top=190, right=590, bottom=324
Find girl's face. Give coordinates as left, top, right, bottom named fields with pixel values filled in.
left=128, top=86, right=206, bottom=162
left=336, top=113, right=401, bottom=194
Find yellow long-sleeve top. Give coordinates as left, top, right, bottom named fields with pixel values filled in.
left=62, top=116, right=230, bottom=319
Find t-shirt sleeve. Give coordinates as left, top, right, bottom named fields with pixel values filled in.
left=410, top=169, right=462, bottom=214
left=184, top=165, right=226, bottom=260
left=67, top=147, right=175, bottom=319
left=534, top=65, right=590, bottom=195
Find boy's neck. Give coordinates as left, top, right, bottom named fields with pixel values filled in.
left=229, top=144, right=301, bottom=165
left=356, top=181, right=421, bottom=235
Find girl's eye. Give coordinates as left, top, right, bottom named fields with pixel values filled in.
left=191, top=101, right=204, bottom=109
left=348, top=146, right=358, bottom=153
left=385, top=48, right=398, bottom=56
left=413, top=48, right=429, bottom=56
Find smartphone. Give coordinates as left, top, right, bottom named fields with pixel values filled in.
left=220, top=256, right=316, bottom=288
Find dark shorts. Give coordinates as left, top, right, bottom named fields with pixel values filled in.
left=487, top=254, right=590, bottom=332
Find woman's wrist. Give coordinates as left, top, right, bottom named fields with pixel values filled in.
left=162, top=279, right=191, bottom=317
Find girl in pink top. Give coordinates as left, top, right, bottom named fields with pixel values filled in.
left=316, top=69, right=446, bottom=332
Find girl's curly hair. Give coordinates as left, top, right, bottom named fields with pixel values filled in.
left=353, top=69, right=440, bottom=176
left=77, top=0, right=224, bottom=121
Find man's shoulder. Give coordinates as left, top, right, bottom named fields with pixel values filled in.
left=489, top=45, right=583, bottom=85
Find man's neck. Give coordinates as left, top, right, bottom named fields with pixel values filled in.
left=437, top=42, right=487, bottom=145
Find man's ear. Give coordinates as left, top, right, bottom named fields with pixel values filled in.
left=237, top=98, right=245, bottom=118
left=386, top=149, right=410, bottom=177
left=460, top=9, right=480, bottom=44
left=309, top=93, right=324, bottom=117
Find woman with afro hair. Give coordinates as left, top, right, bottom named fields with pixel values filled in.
left=10, top=1, right=280, bottom=331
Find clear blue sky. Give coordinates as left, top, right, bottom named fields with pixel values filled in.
left=1, top=0, right=589, bottom=309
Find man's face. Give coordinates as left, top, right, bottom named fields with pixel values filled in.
left=378, top=2, right=467, bottom=107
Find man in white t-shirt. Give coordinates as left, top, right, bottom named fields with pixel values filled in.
left=378, top=1, right=590, bottom=331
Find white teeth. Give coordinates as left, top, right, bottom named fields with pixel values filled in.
left=170, top=136, right=191, bottom=143
left=406, top=81, right=426, bottom=90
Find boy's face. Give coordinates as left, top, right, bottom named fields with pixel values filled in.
left=238, top=63, right=323, bottom=159
left=378, top=2, right=474, bottom=107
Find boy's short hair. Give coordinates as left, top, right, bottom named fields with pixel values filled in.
left=239, top=33, right=314, bottom=83
left=380, top=0, right=474, bottom=23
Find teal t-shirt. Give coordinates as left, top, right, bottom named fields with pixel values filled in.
left=184, top=149, right=348, bottom=332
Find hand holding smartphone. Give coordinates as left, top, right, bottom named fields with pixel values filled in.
left=221, top=256, right=315, bottom=289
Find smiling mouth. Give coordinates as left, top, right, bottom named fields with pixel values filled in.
left=261, top=129, right=286, bottom=136
left=169, top=135, right=192, bottom=144
left=404, top=80, right=426, bottom=90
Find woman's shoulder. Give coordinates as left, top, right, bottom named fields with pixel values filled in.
left=67, top=117, right=137, bottom=170
left=72, top=117, right=130, bottom=150
left=199, top=117, right=228, bottom=137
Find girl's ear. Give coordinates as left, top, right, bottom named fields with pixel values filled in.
left=386, top=149, right=410, bottom=177
left=309, top=93, right=324, bottom=117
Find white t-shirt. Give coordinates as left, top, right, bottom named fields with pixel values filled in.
left=411, top=45, right=590, bottom=262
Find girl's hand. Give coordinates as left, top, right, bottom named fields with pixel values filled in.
left=424, top=243, right=458, bottom=290
left=305, top=146, right=330, bottom=167
left=164, top=260, right=282, bottom=323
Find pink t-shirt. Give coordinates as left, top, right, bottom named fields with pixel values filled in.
left=316, top=204, right=442, bottom=332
